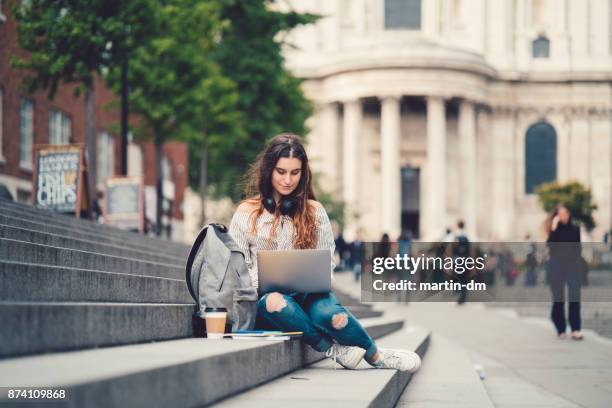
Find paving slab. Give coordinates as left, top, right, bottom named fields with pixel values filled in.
left=392, top=302, right=612, bottom=408
left=396, top=334, right=494, bottom=408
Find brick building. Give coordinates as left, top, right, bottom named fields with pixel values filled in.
left=0, top=2, right=188, bottom=239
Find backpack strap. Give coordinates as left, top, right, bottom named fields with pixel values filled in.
left=185, top=226, right=208, bottom=302
left=185, top=223, right=229, bottom=302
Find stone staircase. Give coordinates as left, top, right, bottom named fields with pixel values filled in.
left=0, top=198, right=430, bottom=407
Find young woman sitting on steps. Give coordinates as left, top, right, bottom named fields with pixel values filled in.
left=229, top=133, right=421, bottom=372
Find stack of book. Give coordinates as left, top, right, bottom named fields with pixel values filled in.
left=223, top=330, right=303, bottom=341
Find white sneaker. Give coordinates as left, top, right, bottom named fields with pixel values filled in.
left=325, top=344, right=366, bottom=370
left=371, top=348, right=421, bottom=373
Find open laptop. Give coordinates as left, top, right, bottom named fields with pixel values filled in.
left=257, top=249, right=332, bottom=294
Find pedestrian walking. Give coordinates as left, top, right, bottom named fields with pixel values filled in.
left=453, top=221, right=471, bottom=305
left=545, top=204, right=584, bottom=340
left=350, top=228, right=365, bottom=282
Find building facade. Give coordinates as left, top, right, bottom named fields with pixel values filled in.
left=280, top=0, right=612, bottom=241
left=0, top=3, right=188, bottom=239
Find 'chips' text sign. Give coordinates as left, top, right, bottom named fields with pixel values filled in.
left=33, top=145, right=88, bottom=216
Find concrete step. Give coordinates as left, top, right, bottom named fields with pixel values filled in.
left=0, top=260, right=372, bottom=315
left=332, top=286, right=370, bottom=309
left=0, top=199, right=190, bottom=254
left=345, top=305, right=383, bottom=319
left=0, top=301, right=194, bottom=358
left=0, top=212, right=189, bottom=258
left=0, top=223, right=185, bottom=264
left=0, top=302, right=393, bottom=360
left=0, top=316, right=404, bottom=407
left=0, top=205, right=191, bottom=258
left=0, top=238, right=184, bottom=279
left=215, top=324, right=430, bottom=407
left=396, top=334, right=494, bottom=408
left=0, top=261, right=192, bottom=304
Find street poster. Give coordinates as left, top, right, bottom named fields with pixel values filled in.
left=32, top=144, right=89, bottom=217
left=104, top=176, right=145, bottom=232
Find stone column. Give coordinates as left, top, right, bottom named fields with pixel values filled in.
left=422, top=0, right=440, bottom=37
left=342, top=99, right=361, bottom=238
left=317, top=103, right=341, bottom=194
left=426, top=96, right=447, bottom=240
left=569, top=109, right=590, bottom=184
left=380, top=95, right=402, bottom=239
left=459, top=99, right=477, bottom=238
left=590, top=109, right=612, bottom=240
left=491, top=107, right=516, bottom=240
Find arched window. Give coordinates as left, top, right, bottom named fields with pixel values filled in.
left=532, top=36, right=550, bottom=58
left=525, top=121, right=557, bottom=194
left=385, top=0, right=421, bottom=29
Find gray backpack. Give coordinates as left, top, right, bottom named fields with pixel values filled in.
left=185, top=223, right=258, bottom=336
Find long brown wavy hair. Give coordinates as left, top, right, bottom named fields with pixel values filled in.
left=242, top=133, right=318, bottom=249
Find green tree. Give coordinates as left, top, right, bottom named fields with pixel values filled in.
left=112, top=0, right=241, bottom=233
left=311, top=173, right=345, bottom=228
left=536, top=181, right=598, bottom=231
left=181, top=74, right=244, bottom=225
left=209, top=0, right=319, bottom=200
left=12, top=0, right=155, bottom=205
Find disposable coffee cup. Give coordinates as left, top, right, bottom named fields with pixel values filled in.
left=204, top=307, right=227, bottom=339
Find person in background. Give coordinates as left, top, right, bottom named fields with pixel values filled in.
left=397, top=230, right=414, bottom=302
left=441, top=227, right=454, bottom=243
left=453, top=221, right=471, bottom=305
left=334, top=231, right=347, bottom=271
left=92, top=190, right=105, bottom=223
left=545, top=204, right=584, bottom=340
left=524, top=234, right=538, bottom=287
left=397, top=230, right=413, bottom=257
left=351, top=228, right=365, bottom=282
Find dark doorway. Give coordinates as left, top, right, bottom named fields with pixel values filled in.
left=401, top=166, right=420, bottom=238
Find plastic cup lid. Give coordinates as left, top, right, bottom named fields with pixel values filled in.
left=204, top=307, right=227, bottom=312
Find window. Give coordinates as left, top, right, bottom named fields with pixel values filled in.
left=20, top=98, right=34, bottom=169
left=525, top=122, right=557, bottom=194
left=532, top=36, right=550, bottom=58
left=97, top=131, right=115, bottom=187
left=49, top=110, right=72, bottom=145
left=385, top=0, right=421, bottom=30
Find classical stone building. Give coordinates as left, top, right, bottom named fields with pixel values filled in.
left=278, top=0, right=612, bottom=241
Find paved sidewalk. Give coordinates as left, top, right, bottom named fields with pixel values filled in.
left=334, top=272, right=612, bottom=408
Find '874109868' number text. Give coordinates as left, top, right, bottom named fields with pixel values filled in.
left=7, top=389, right=66, bottom=399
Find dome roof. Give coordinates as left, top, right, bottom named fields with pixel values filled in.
left=288, top=39, right=497, bottom=79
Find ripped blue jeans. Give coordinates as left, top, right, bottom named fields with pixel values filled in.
left=255, top=291, right=378, bottom=361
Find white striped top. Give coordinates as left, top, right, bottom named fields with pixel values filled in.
left=228, top=201, right=336, bottom=289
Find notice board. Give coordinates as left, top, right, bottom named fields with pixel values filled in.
left=104, top=176, right=144, bottom=232
left=33, top=144, right=89, bottom=217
